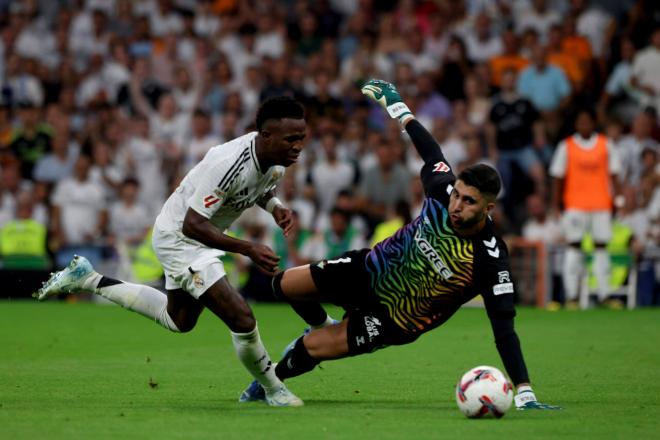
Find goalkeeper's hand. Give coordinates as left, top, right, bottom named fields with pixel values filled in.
left=360, top=79, right=414, bottom=124
left=515, top=387, right=562, bottom=410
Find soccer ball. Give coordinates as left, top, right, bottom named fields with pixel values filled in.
left=455, top=365, right=514, bottom=418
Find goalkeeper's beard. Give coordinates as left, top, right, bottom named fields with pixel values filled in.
left=451, top=211, right=484, bottom=231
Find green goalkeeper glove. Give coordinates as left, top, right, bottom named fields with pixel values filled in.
left=360, top=79, right=414, bottom=124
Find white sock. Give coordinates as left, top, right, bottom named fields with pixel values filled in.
left=563, top=247, right=583, bottom=301
left=311, top=315, right=336, bottom=330
left=231, top=325, right=282, bottom=390
left=87, top=274, right=180, bottom=332
left=593, top=249, right=611, bottom=301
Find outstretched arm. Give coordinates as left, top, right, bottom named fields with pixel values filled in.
left=482, top=245, right=561, bottom=411
left=361, top=79, right=455, bottom=202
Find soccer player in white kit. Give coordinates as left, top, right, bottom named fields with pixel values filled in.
left=34, top=97, right=309, bottom=407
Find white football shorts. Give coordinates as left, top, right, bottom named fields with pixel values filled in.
left=561, top=209, right=612, bottom=244
left=152, top=227, right=227, bottom=299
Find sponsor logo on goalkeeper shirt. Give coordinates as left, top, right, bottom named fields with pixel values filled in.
left=432, top=161, right=450, bottom=173
left=414, top=223, right=453, bottom=280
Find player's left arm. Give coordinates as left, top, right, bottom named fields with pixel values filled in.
left=360, top=79, right=455, bottom=204
left=256, top=189, right=294, bottom=237
left=480, top=240, right=561, bottom=410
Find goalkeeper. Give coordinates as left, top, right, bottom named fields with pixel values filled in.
left=241, top=79, right=560, bottom=411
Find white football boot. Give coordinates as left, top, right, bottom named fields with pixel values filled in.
left=33, top=255, right=98, bottom=300
left=263, top=383, right=304, bottom=407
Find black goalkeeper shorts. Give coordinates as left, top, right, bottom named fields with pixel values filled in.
left=309, top=249, right=420, bottom=355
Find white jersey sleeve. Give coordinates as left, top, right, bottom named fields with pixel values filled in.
left=549, top=140, right=568, bottom=178
left=187, top=153, right=244, bottom=219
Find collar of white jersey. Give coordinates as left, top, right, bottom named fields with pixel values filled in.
left=249, top=136, right=262, bottom=174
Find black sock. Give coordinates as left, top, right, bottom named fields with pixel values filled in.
left=272, top=272, right=328, bottom=326
left=275, top=337, right=320, bottom=380
left=290, top=301, right=328, bottom=327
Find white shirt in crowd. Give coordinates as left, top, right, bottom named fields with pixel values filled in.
left=109, top=201, right=152, bottom=243
left=184, top=134, right=222, bottom=172
left=51, top=177, right=106, bottom=245
left=309, top=159, right=355, bottom=214
left=156, top=132, right=284, bottom=234
left=121, top=135, right=167, bottom=219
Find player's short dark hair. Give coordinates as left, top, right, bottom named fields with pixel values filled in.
left=255, top=96, right=305, bottom=132
left=457, top=164, right=501, bottom=200
left=575, top=107, right=596, bottom=121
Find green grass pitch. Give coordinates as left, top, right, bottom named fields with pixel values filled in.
left=2, top=301, right=659, bottom=439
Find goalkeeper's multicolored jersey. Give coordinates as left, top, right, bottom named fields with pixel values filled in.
left=364, top=134, right=515, bottom=337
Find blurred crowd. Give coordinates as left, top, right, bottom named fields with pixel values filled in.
left=0, top=0, right=658, bottom=304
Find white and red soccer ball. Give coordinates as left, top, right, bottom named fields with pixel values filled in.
left=455, top=365, right=514, bottom=418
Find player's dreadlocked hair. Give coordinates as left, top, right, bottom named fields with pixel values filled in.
left=457, top=164, right=501, bottom=200
left=256, top=96, right=305, bottom=132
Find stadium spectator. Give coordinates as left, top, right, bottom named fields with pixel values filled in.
left=183, top=109, right=221, bottom=171
left=414, top=72, right=452, bottom=124
left=108, top=178, right=151, bottom=248
left=307, top=132, right=355, bottom=215
left=464, top=12, right=503, bottom=64
left=463, top=73, right=491, bottom=127
left=546, top=24, right=586, bottom=92
left=616, top=111, right=660, bottom=187
left=517, top=44, right=571, bottom=139
left=357, top=138, right=412, bottom=231
left=489, top=28, right=529, bottom=88
left=631, top=27, right=660, bottom=118
left=487, top=68, right=546, bottom=219
left=438, top=35, right=473, bottom=102
left=0, top=190, right=49, bottom=269
left=50, top=154, right=107, bottom=265
left=4, top=54, right=45, bottom=108
left=515, top=0, right=562, bottom=42
left=9, top=102, right=52, bottom=179
left=598, top=38, right=640, bottom=124
left=549, top=109, right=623, bottom=306
left=32, top=129, right=78, bottom=183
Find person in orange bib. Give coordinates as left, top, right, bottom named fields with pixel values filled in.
left=549, top=109, right=623, bottom=306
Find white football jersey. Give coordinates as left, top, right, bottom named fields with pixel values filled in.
left=155, top=132, right=285, bottom=232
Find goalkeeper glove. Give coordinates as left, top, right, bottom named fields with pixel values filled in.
left=515, top=386, right=562, bottom=410
left=360, top=79, right=414, bottom=125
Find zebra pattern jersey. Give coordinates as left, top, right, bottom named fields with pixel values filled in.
left=365, top=174, right=516, bottom=337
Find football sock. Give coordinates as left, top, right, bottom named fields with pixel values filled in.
left=231, top=325, right=282, bottom=390
left=272, top=271, right=330, bottom=327
left=593, top=248, right=611, bottom=301
left=275, top=337, right=320, bottom=380
left=311, top=315, right=336, bottom=330
left=562, top=247, right=583, bottom=301
left=290, top=301, right=330, bottom=327
left=93, top=276, right=180, bottom=332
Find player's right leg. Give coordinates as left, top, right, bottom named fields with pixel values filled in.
left=33, top=255, right=200, bottom=332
